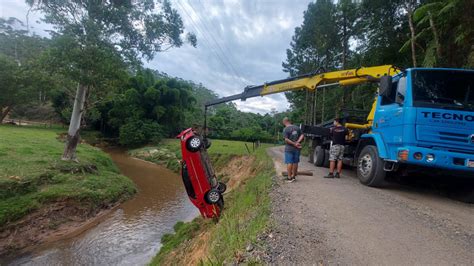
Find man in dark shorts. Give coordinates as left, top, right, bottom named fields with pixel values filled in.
left=282, top=117, right=304, bottom=182
left=325, top=118, right=348, bottom=178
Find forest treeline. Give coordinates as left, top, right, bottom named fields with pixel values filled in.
left=283, top=0, right=473, bottom=123
left=1, top=0, right=472, bottom=149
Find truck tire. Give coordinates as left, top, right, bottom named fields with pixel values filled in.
left=357, top=145, right=386, bottom=187
left=323, top=149, right=330, bottom=168
left=313, top=146, right=325, bottom=166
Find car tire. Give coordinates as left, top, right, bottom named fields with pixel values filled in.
left=357, top=145, right=386, bottom=187
left=217, top=182, right=227, bottom=193
left=217, top=198, right=224, bottom=209
left=323, top=149, right=330, bottom=168
left=205, top=189, right=221, bottom=204
left=186, top=136, right=202, bottom=152
left=313, top=146, right=325, bottom=167
left=204, top=138, right=212, bottom=149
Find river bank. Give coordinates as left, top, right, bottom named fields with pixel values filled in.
left=0, top=125, right=136, bottom=258
left=132, top=139, right=276, bottom=264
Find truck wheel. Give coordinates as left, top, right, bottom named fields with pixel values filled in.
left=323, top=149, right=330, bottom=168
left=205, top=189, right=221, bottom=204
left=313, top=146, right=325, bottom=167
left=186, top=136, right=202, bottom=152
left=357, top=145, right=386, bottom=187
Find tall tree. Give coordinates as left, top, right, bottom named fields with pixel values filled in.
left=0, top=18, right=53, bottom=122
left=27, top=0, right=196, bottom=161
left=412, top=0, right=473, bottom=67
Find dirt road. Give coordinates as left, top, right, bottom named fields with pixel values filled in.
left=265, top=146, right=474, bottom=265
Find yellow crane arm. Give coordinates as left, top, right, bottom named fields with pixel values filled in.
left=205, top=65, right=400, bottom=130
left=261, top=65, right=398, bottom=96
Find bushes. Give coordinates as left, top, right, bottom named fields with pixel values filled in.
left=230, top=126, right=273, bottom=143
left=119, top=120, right=163, bottom=147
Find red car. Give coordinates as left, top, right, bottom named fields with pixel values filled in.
left=177, top=128, right=226, bottom=219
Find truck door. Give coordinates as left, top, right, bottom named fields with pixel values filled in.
left=373, top=77, right=407, bottom=159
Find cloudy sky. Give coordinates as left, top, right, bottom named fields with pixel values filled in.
left=0, top=0, right=312, bottom=114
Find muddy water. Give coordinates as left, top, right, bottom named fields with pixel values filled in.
left=10, top=148, right=198, bottom=266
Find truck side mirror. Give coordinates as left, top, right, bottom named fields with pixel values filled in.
left=379, top=75, right=392, bottom=98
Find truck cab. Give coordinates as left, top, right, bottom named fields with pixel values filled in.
left=360, top=68, right=474, bottom=183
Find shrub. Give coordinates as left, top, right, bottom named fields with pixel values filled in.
left=119, top=119, right=163, bottom=147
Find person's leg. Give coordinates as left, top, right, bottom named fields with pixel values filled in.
left=325, top=146, right=336, bottom=178
left=337, top=160, right=343, bottom=174
left=285, top=152, right=293, bottom=181
left=292, top=150, right=300, bottom=179
left=287, top=163, right=292, bottom=178
left=335, top=145, right=344, bottom=178
left=293, top=163, right=298, bottom=179
left=329, top=161, right=336, bottom=174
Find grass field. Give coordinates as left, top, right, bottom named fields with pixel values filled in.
left=130, top=138, right=272, bottom=173
left=150, top=138, right=275, bottom=264
left=0, top=125, right=136, bottom=227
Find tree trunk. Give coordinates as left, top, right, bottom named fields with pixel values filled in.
left=428, top=11, right=442, bottom=61
left=1, top=106, right=12, bottom=123
left=407, top=7, right=417, bottom=67
left=62, top=84, right=88, bottom=161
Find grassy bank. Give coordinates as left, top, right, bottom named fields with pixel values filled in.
left=0, top=125, right=136, bottom=230
left=129, top=139, right=263, bottom=173
left=147, top=139, right=275, bottom=264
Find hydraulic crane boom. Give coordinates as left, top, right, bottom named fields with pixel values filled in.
left=205, top=65, right=399, bottom=107
left=205, top=65, right=400, bottom=130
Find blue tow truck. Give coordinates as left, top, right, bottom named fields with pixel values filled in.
left=205, top=66, right=474, bottom=197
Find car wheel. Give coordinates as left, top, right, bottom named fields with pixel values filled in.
left=313, top=146, right=325, bottom=167
left=204, top=138, right=212, bottom=149
left=217, top=198, right=224, bottom=209
left=357, top=145, right=386, bottom=187
left=217, top=182, right=227, bottom=193
left=205, top=189, right=221, bottom=204
left=186, top=136, right=202, bottom=152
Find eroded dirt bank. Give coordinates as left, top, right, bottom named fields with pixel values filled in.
left=265, top=146, right=474, bottom=265
left=155, top=155, right=259, bottom=265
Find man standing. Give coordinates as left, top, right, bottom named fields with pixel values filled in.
left=282, top=117, right=304, bottom=182
left=325, top=118, right=348, bottom=178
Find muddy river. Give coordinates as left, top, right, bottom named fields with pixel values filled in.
left=9, top=148, right=198, bottom=265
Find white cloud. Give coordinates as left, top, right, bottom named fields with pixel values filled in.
left=1, top=0, right=311, bottom=114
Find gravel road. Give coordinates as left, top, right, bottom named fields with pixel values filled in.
left=265, top=146, right=474, bottom=265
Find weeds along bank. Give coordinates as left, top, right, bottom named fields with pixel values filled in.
left=0, top=125, right=136, bottom=255
left=132, top=139, right=275, bottom=264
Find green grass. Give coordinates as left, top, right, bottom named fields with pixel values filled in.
left=0, top=125, right=136, bottom=227
left=130, top=138, right=274, bottom=173
left=150, top=139, right=275, bottom=265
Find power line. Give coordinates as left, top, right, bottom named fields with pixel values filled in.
left=178, top=0, right=246, bottom=87
left=175, top=0, right=241, bottom=87
left=191, top=0, right=245, bottom=82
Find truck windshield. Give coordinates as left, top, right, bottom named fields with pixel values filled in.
left=412, top=70, right=474, bottom=111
